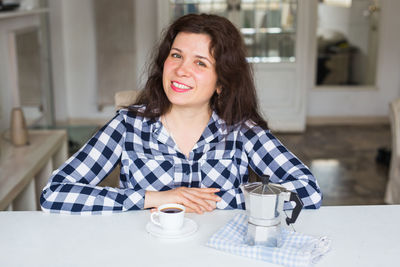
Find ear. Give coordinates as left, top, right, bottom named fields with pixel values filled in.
left=216, top=86, right=222, bottom=95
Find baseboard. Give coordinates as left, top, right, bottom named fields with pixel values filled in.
left=56, top=118, right=108, bottom=126
left=307, top=116, right=389, bottom=125
left=57, top=116, right=390, bottom=127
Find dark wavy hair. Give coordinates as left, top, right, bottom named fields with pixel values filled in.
left=129, top=13, right=267, bottom=129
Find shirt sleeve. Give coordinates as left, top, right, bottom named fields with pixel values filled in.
left=40, top=112, right=145, bottom=214
left=241, top=122, right=322, bottom=209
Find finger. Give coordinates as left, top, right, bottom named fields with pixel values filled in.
left=192, top=187, right=220, bottom=193
left=181, top=190, right=211, bottom=207
left=185, top=206, right=196, bottom=213
left=181, top=190, right=214, bottom=211
left=188, top=191, right=220, bottom=209
left=185, top=206, right=206, bottom=214
left=185, top=200, right=204, bottom=214
left=187, top=201, right=215, bottom=213
left=176, top=193, right=204, bottom=214
left=183, top=188, right=220, bottom=199
left=185, top=188, right=222, bottom=202
left=205, top=199, right=217, bottom=210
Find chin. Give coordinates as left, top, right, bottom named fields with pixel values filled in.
left=166, top=94, right=190, bottom=105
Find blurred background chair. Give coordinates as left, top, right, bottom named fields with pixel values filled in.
left=114, top=90, right=140, bottom=110
left=385, top=98, right=400, bottom=204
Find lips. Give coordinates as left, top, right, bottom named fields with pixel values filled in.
left=171, top=81, right=193, bottom=93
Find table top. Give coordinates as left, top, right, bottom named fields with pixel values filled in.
left=0, top=129, right=67, bottom=210
left=0, top=8, right=48, bottom=20
left=0, top=205, right=399, bottom=267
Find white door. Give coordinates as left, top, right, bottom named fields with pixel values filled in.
left=157, top=0, right=314, bottom=132
left=253, top=1, right=315, bottom=132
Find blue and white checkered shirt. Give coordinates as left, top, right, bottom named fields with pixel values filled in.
left=40, top=108, right=322, bottom=214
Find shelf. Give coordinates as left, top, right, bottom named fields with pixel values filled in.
left=0, top=8, right=48, bottom=20
left=241, top=27, right=295, bottom=35
left=246, top=56, right=295, bottom=63
left=0, top=129, right=68, bottom=211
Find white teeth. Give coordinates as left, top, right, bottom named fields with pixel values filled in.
left=172, top=82, right=191, bottom=89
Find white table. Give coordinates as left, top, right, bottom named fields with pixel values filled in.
left=0, top=205, right=399, bottom=267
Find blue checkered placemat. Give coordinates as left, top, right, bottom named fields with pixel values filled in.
left=206, top=214, right=331, bottom=267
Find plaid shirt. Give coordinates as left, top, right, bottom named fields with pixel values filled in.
left=40, top=108, right=322, bottom=214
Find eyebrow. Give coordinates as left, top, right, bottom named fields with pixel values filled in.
left=171, top=47, right=214, bottom=65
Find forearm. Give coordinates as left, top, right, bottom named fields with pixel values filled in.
left=280, top=174, right=322, bottom=209
left=41, top=178, right=145, bottom=214
left=214, top=188, right=246, bottom=210
left=243, top=126, right=322, bottom=209
left=144, top=190, right=173, bottom=209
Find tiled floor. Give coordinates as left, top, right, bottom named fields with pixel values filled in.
left=275, top=124, right=391, bottom=206
left=68, top=123, right=392, bottom=206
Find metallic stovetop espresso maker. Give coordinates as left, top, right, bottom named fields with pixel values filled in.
left=242, top=175, right=304, bottom=247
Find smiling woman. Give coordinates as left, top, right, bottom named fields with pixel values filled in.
left=40, top=14, right=322, bottom=214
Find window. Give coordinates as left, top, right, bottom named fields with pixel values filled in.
left=168, top=0, right=298, bottom=63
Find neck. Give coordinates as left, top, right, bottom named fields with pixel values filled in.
left=165, top=105, right=212, bottom=128
left=162, top=105, right=213, bottom=157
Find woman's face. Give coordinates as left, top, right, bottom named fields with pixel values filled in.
left=162, top=32, right=220, bottom=111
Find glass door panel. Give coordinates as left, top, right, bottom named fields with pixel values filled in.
left=168, top=0, right=298, bottom=63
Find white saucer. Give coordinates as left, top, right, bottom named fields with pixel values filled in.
left=146, top=218, right=198, bottom=239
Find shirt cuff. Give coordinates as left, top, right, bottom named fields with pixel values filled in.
left=216, top=188, right=245, bottom=209
left=124, top=188, right=145, bottom=210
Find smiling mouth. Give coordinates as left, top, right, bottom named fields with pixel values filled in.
left=171, top=81, right=193, bottom=93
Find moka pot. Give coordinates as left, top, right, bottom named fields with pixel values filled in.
left=243, top=175, right=304, bottom=247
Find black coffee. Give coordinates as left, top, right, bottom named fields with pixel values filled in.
left=160, top=208, right=183, bottom=214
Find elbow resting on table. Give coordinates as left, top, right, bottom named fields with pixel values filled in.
left=40, top=186, right=55, bottom=213
left=304, top=190, right=323, bottom=209
left=40, top=183, right=71, bottom=214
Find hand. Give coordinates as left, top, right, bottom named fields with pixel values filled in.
left=185, top=199, right=217, bottom=213
left=149, top=199, right=216, bottom=213
left=145, top=187, right=221, bottom=214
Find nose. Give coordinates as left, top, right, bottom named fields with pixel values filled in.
left=175, top=60, right=190, bottom=77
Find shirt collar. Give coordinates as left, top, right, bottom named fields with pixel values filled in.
left=149, top=116, right=178, bottom=149
left=192, top=110, right=228, bottom=151
left=148, top=110, right=229, bottom=153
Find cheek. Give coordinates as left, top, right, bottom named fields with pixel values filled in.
left=163, top=60, right=170, bottom=74
left=162, top=61, right=173, bottom=85
left=198, top=72, right=218, bottom=91
left=163, top=58, right=177, bottom=73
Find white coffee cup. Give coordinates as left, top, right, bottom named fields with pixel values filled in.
left=150, top=203, right=186, bottom=231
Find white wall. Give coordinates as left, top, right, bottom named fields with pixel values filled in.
left=50, top=0, right=158, bottom=124
left=48, top=0, right=67, bottom=123
left=50, top=0, right=113, bottom=124
left=317, top=4, right=350, bottom=38
left=134, top=0, right=158, bottom=89
left=50, top=0, right=400, bottom=125
left=308, top=0, right=400, bottom=119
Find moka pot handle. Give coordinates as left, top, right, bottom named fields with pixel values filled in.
left=285, top=192, right=304, bottom=225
